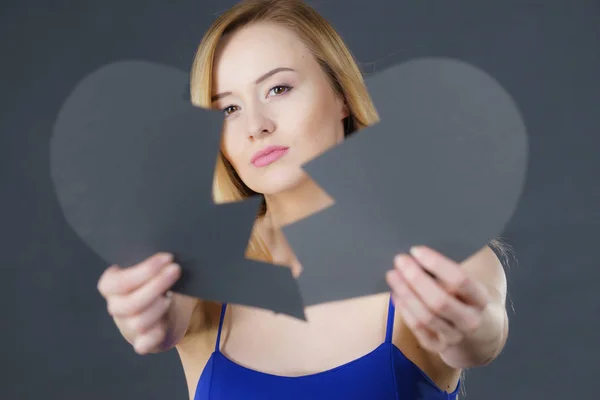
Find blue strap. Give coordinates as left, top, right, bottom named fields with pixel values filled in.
left=385, top=295, right=395, bottom=343
left=215, top=303, right=227, bottom=352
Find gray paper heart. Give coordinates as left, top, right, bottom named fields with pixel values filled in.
left=50, top=60, right=305, bottom=319
left=50, top=57, right=527, bottom=318
left=283, top=57, right=528, bottom=307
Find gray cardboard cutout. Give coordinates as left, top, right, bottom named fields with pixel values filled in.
left=283, top=58, right=528, bottom=307
left=50, top=60, right=305, bottom=319
left=50, top=57, right=527, bottom=318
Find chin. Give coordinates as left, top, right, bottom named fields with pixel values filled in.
left=248, top=168, right=309, bottom=196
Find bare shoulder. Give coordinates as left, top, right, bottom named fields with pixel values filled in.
left=462, top=245, right=508, bottom=304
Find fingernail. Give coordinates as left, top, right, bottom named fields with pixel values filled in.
left=394, top=254, right=403, bottom=267
left=164, top=263, right=179, bottom=275
left=409, top=246, right=425, bottom=259
left=159, top=253, right=174, bottom=263
left=389, top=271, right=406, bottom=293
left=386, top=270, right=396, bottom=282
left=387, top=269, right=404, bottom=286
left=134, top=338, right=147, bottom=353
left=394, top=254, right=409, bottom=269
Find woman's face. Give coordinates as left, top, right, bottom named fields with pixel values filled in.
left=211, top=22, right=349, bottom=195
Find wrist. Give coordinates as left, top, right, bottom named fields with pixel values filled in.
left=440, top=303, right=508, bottom=368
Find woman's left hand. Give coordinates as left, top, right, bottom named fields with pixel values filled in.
left=386, top=246, right=491, bottom=354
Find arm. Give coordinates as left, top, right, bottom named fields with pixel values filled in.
left=98, top=253, right=207, bottom=355
left=387, top=245, right=510, bottom=371
left=158, top=293, right=200, bottom=351
left=438, top=246, right=509, bottom=368
left=114, top=293, right=200, bottom=353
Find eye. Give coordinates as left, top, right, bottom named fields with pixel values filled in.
left=221, top=85, right=292, bottom=117
left=268, top=85, right=292, bottom=97
left=222, top=105, right=239, bottom=116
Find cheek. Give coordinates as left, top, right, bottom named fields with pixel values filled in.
left=300, top=99, right=343, bottom=148
left=220, top=129, right=246, bottom=169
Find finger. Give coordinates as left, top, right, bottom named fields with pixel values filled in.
left=99, top=252, right=173, bottom=296
left=409, top=246, right=489, bottom=308
left=133, top=323, right=167, bottom=355
left=392, top=289, right=443, bottom=353
left=107, top=263, right=180, bottom=317
left=395, top=255, right=482, bottom=334
left=126, top=294, right=173, bottom=335
left=97, top=265, right=121, bottom=296
left=387, top=270, right=462, bottom=344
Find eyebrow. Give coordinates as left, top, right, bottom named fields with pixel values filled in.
left=211, top=67, right=296, bottom=102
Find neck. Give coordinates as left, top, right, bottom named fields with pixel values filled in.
left=264, top=177, right=333, bottom=228
left=258, top=177, right=333, bottom=268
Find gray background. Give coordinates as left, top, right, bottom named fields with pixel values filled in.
left=1, top=0, right=599, bottom=398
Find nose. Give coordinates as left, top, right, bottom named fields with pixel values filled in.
left=246, top=105, right=275, bottom=140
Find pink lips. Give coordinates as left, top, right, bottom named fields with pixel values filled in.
left=251, top=145, right=289, bottom=167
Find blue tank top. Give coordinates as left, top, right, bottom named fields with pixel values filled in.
left=194, top=297, right=460, bottom=399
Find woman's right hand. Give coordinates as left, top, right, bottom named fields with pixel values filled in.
left=97, top=252, right=182, bottom=354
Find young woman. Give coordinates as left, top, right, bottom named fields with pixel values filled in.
left=97, top=1, right=509, bottom=398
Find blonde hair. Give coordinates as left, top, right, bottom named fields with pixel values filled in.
left=185, top=0, right=508, bottom=341
left=189, top=0, right=379, bottom=264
